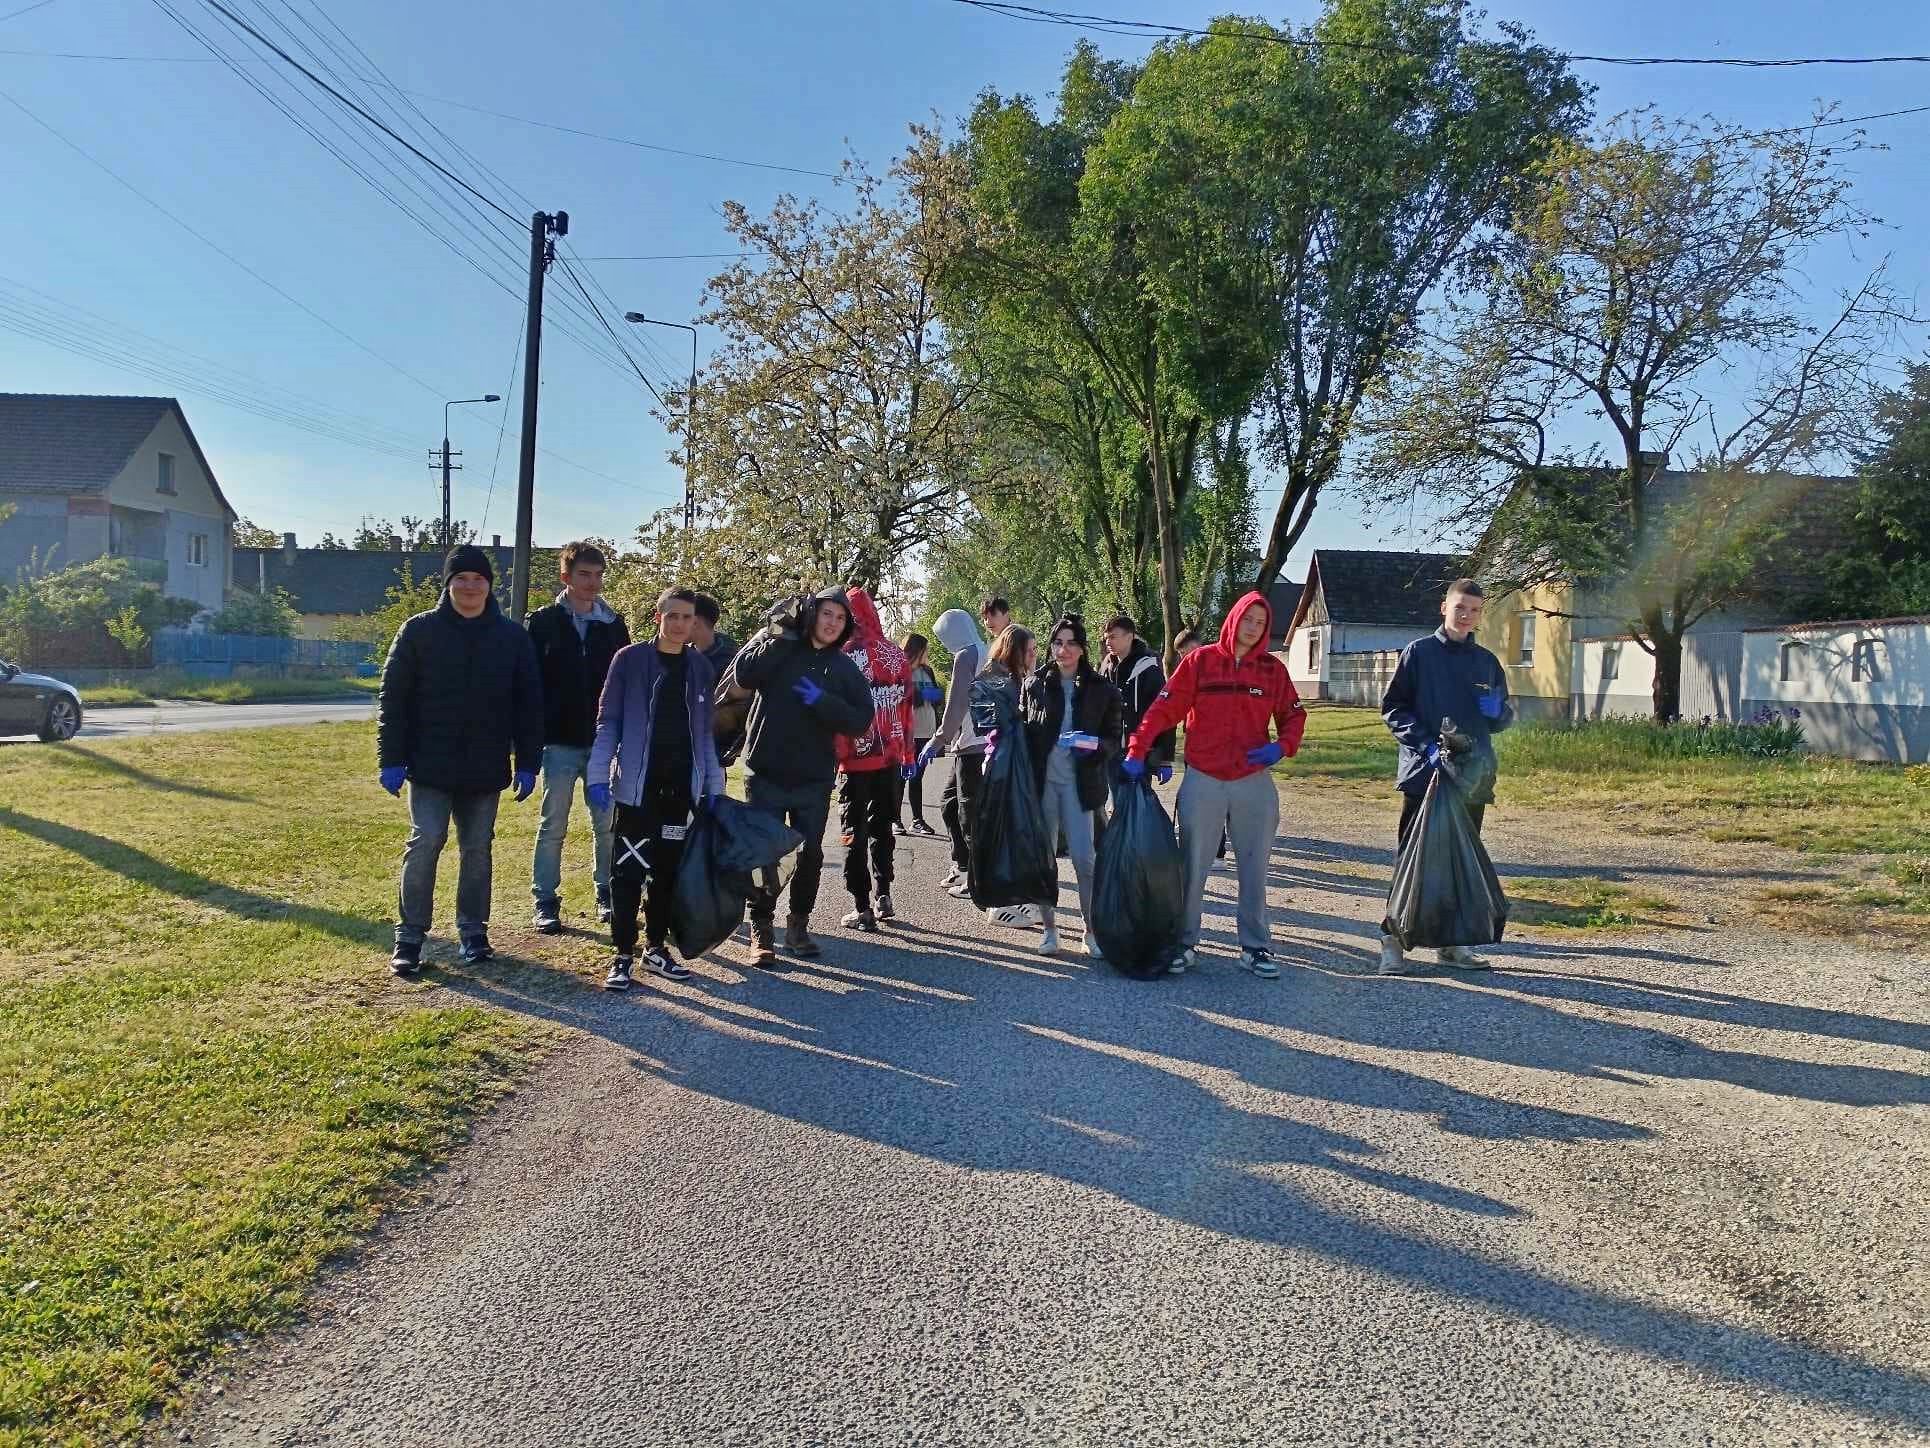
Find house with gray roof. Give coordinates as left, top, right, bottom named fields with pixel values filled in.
left=1280, top=549, right=1466, bottom=697
left=232, top=536, right=552, bottom=638
left=0, top=394, right=237, bottom=611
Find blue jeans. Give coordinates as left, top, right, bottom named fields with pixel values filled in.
left=530, top=744, right=613, bottom=906
left=396, top=785, right=499, bottom=946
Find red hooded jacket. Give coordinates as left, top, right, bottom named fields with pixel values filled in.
left=835, top=586, right=916, bottom=773
left=1127, top=589, right=1306, bottom=781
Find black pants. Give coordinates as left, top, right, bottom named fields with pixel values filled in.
left=610, top=779, right=692, bottom=957
left=941, top=751, right=984, bottom=871
left=1397, top=790, right=1486, bottom=854
left=839, top=769, right=898, bottom=904
left=747, top=775, right=832, bottom=924
left=900, top=737, right=932, bottom=825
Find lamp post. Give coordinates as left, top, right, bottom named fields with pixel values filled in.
left=623, top=312, right=698, bottom=541
left=438, top=395, right=501, bottom=551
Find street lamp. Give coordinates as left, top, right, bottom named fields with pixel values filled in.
left=623, top=312, right=698, bottom=541
left=439, top=395, right=501, bottom=551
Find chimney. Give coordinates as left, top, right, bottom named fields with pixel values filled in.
left=281, top=531, right=297, bottom=561
left=492, top=534, right=502, bottom=547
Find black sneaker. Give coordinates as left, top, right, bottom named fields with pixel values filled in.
left=875, top=892, right=896, bottom=921
left=389, top=941, right=422, bottom=977
left=641, top=947, right=692, bottom=981
left=910, top=820, right=937, bottom=837
left=533, top=899, right=563, bottom=935
left=603, top=955, right=634, bottom=992
left=459, top=933, right=493, bottom=965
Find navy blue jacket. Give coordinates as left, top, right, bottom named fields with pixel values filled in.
left=1380, top=627, right=1514, bottom=802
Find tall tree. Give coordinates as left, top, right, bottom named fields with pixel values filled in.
left=231, top=517, right=282, bottom=550
left=1814, top=360, right=1930, bottom=616
left=351, top=515, right=471, bottom=552
left=1361, top=112, right=1902, bottom=718
left=679, top=140, right=994, bottom=593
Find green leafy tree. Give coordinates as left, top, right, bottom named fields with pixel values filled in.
left=0, top=557, right=197, bottom=667
left=210, top=587, right=299, bottom=638
left=339, top=566, right=443, bottom=665
left=104, top=605, right=149, bottom=663
left=1361, top=112, right=1901, bottom=718
left=1813, top=361, right=1930, bottom=616
left=351, top=515, right=470, bottom=552
left=231, top=517, right=283, bottom=550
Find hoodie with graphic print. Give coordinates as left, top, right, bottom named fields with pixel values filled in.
left=835, top=586, right=916, bottom=774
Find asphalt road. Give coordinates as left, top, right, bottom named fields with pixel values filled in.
left=170, top=776, right=1930, bottom=1446
left=75, top=698, right=375, bottom=738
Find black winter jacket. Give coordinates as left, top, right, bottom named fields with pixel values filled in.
left=1021, top=662, right=1124, bottom=813
left=525, top=598, right=630, bottom=749
left=733, top=602, right=873, bottom=789
left=1380, top=627, right=1514, bottom=804
left=1098, top=639, right=1174, bottom=768
left=377, top=593, right=544, bottom=794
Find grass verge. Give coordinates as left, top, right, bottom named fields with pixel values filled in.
left=1288, top=707, right=1930, bottom=939
left=0, top=724, right=553, bottom=1444
left=77, top=675, right=380, bottom=707
left=1507, top=876, right=1681, bottom=933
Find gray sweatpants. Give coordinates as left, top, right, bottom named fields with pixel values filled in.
left=1176, top=768, right=1279, bottom=953
left=1037, top=767, right=1095, bottom=931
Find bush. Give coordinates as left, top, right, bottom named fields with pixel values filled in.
left=0, top=557, right=198, bottom=667
left=1503, top=709, right=1806, bottom=767
left=336, top=565, right=444, bottom=666
left=210, top=587, right=299, bottom=638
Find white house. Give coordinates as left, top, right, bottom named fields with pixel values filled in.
left=1742, top=617, right=1929, bottom=763
left=0, top=394, right=236, bottom=612
left=1282, top=549, right=1463, bottom=701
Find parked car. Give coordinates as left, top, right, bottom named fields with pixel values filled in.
left=0, top=659, right=84, bottom=741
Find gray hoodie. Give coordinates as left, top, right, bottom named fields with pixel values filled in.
left=929, top=607, right=985, bottom=755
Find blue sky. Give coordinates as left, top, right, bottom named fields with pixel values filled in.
left=2, top=0, right=1926, bottom=577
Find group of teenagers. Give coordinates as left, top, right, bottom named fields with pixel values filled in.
left=375, top=540, right=1516, bottom=989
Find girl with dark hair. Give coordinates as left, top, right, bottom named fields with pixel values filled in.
left=1018, top=614, right=1122, bottom=958
left=898, top=632, right=941, bottom=836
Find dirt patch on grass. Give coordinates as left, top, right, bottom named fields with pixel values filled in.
left=1506, top=876, right=1685, bottom=934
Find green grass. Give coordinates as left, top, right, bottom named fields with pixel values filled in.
left=1507, top=876, right=1680, bottom=932
left=1287, top=708, right=1930, bottom=936
left=0, top=725, right=557, bottom=1445
left=78, top=675, right=380, bottom=707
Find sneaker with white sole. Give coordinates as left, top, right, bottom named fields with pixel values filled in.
left=875, top=892, right=896, bottom=921
left=1167, top=948, right=1195, bottom=976
left=841, top=905, right=879, bottom=932
left=642, top=947, right=692, bottom=981
left=603, top=955, right=634, bottom=992
left=947, top=881, right=974, bottom=899
left=1037, top=925, right=1060, bottom=956
left=941, top=866, right=966, bottom=889
left=1436, top=944, right=1491, bottom=971
left=1084, top=930, right=1103, bottom=961
left=987, top=905, right=1034, bottom=929
left=1240, top=947, right=1280, bottom=980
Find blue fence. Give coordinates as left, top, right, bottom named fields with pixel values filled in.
left=153, top=629, right=376, bottom=679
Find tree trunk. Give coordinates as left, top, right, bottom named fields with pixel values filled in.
left=1647, top=611, right=1684, bottom=722
left=1146, top=438, right=1185, bottom=671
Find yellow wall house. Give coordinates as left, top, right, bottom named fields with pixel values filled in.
left=1474, top=582, right=1575, bottom=723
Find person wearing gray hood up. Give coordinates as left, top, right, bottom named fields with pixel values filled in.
left=917, top=608, right=989, bottom=898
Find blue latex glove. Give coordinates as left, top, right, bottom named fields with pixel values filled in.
left=586, top=782, right=613, bottom=813
left=1119, top=756, right=1146, bottom=780
left=1246, top=741, right=1284, bottom=768
left=1478, top=688, right=1505, bottom=720
left=378, top=765, right=408, bottom=796
left=792, top=674, right=823, bottom=707
left=899, top=762, right=920, bottom=780
left=919, top=683, right=944, bottom=704
left=1154, top=764, right=1173, bottom=786
left=513, top=770, right=536, bottom=802
left=1424, top=741, right=1443, bottom=769
left=916, top=740, right=941, bottom=771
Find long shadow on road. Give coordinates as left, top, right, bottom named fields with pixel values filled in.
left=435, top=924, right=1930, bottom=1432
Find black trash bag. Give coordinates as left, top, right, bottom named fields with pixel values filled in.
left=670, top=808, right=746, bottom=961
left=970, top=719, right=1057, bottom=911
left=1091, top=774, right=1185, bottom=979
left=710, top=794, right=804, bottom=878
left=1382, top=767, right=1508, bottom=951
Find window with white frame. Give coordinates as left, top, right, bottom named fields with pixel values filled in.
left=1516, top=611, right=1537, bottom=666
left=187, top=533, right=208, bottom=568
left=1601, top=642, right=1620, bottom=681
left=157, top=452, right=176, bottom=495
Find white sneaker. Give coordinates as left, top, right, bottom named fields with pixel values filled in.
left=1037, top=925, right=1060, bottom=956
left=1436, top=944, right=1492, bottom=971
left=1377, top=935, right=1421, bottom=976
left=987, top=905, right=1033, bottom=929
left=941, top=866, right=965, bottom=889
left=1167, top=948, right=1195, bottom=976
left=1239, top=947, right=1279, bottom=980
left=1083, top=930, right=1103, bottom=961
left=947, top=881, right=974, bottom=899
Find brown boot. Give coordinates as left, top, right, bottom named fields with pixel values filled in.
left=749, top=915, right=778, bottom=969
left=784, top=913, right=821, bottom=959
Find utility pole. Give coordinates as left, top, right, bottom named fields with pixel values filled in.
left=433, top=396, right=500, bottom=552
left=622, top=311, right=699, bottom=559
left=511, top=209, right=567, bottom=623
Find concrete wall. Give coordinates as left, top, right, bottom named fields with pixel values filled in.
left=1741, top=620, right=1930, bottom=764
left=104, top=410, right=231, bottom=612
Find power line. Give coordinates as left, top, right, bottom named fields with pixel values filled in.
left=479, top=313, right=523, bottom=534
left=573, top=253, right=747, bottom=261
left=945, top=0, right=1930, bottom=67
left=0, top=0, right=58, bottom=22
left=0, top=81, right=448, bottom=400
